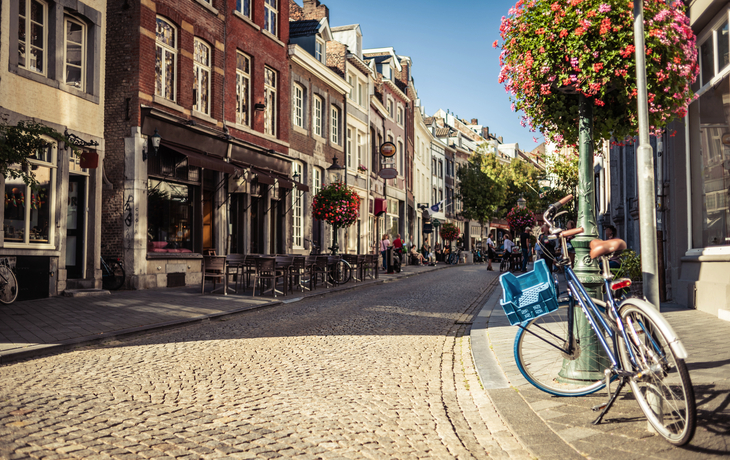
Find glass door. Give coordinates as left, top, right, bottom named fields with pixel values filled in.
left=66, top=175, right=86, bottom=279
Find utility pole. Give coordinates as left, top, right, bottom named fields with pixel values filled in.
left=633, top=2, right=661, bottom=308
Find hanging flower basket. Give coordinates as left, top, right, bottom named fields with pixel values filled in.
left=496, top=0, right=698, bottom=147
left=312, top=182, right=361, bottom=229
left=79, top=151, right=99, bottom=169
left=440, top=222, right=460, bottom=241
left=506, top=206, right=535, bottom=232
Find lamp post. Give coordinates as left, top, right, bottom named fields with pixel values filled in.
left=326, top=155, right=345, bottom=254
left=517, top=196, right=526, bottom=209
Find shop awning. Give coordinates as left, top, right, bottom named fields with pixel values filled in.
left=278, top=178, right=294, bottom=189
left=253, top=168, right=276, bottom=185
left=293, top=180, right=309, bottom=192
left=162, top=142, right=241, bottom=176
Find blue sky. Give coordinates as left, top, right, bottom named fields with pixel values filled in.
left=319, top=0, right=537, bottom=149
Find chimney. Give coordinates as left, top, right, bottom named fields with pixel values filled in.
left=498, top=136, right=503, bottom=143
left=482, top=127, right=489, bottom=139
left=471, top=118, right=478, bottom=125
left=303, top=0, right=329, bottom=21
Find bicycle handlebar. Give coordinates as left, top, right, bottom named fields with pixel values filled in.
left=551, top=194, right=573, bottom=210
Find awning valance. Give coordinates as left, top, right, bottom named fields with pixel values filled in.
left=162, top=142, right=241, bottom=176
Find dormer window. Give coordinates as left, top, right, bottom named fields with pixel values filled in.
left=315, top=38, right=325, bottom=64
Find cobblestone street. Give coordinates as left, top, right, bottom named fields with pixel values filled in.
left=0, top=266, right=528, bottom=459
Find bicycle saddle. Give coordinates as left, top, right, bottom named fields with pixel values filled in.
left=589, top=238, right=627, bottom=259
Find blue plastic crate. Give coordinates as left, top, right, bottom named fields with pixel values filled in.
left=499, top=259, right=559, bottom=326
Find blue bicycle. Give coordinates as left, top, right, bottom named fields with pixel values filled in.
left=501, top=195, right=696, bottom=446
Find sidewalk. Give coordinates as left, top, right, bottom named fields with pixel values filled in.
left=0, top=261, right=446, bottom=365
left=472, top=288, right=730, bottom=459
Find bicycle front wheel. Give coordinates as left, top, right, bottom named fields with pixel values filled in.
left=330, top=260, right=351, bottom=285
left=102, top=260, right=125, bottom=290
left=618, top=300, right=696, bottom=446
left=0, top=266, right=18, bottom=304
left=514, top=298, right=610, bottom=396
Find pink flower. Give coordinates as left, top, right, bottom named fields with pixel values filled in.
left=599, top=4, right=611, bottom=13
left=492, top=40, right=499, bottom=48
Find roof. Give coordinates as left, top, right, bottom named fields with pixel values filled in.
left=289, top=19, right=321, bottom=38
left=434, top=127, right=450, bottom=137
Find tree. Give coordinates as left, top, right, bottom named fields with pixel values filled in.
left=0, top=117, right=74, bottom=187
left=542, top=148, right=579, bottom=219
left=457, top=145, right=508, bottom=239
left=505, top=157, right=542, bottom=212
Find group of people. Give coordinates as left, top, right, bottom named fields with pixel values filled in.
left=379, top=233, right=439, bottom=271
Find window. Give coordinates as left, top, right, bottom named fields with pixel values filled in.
left=398, top=141, right=404, bottom=175
left=293, top=162, right=304, bottom=248
left=155, top=17, right=177, bottom=101
left=700, top=15, right=730, bottom=88
left=264, top=66, right=277, bottom=136
left=397, top=106, right=403, bottom=125
left=4, top=141, right=56, bottom=246
left=293, top=83, right=304, bottom=128
left=331, top=106, right=340, bottom=144
left=439, top=160, right=443, bottom=178
left=264, top=0, right=278, bottom=36
left=193, top=38, right=211, bottom=115
left=357, top=132, right=364, bottom=169
left=387, top=99, right=393, bottom=118
left=18, top=0, right=48, bottom=74
left=358, top=81, right=364, bottom=106
left=236, top=0, right=251, bottom=17
left=236, top=51, right=251, bottom=126
left=147, top=179, right=195, bottom=252
left=313, top=168, right=322, bottom=195
left=64, top=15, right=85, bottom=89
left=315, top=38, right=325, bottom=64
left=313, top=96, right=323, bottom=137
left=347, top=75, right=354, bottom=100
left=347, top=128, right=353, bottom=168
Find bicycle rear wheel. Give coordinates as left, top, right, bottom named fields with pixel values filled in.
left=0, top=266, right=18, bottom=304
left=617, top=300, right=696, bottom=446
left=514, top=297, right=611, bottom=396
left=102, top=260, right=125, bottom=290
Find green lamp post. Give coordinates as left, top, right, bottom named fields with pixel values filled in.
left=327, top=155, right=345, bottom=255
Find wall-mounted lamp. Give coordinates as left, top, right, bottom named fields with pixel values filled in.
left=144, top=128, right=162, bottom=161
left=254, top=102, right=266, bottom=111
left=293, top=171, right=301, bottom=183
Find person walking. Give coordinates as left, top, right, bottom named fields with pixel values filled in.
left=380, top=234, right=390, bottom=271
left=520, top=226, right=531, bottom=272
left=393, top=233, right=403, bottom=266
left=539, top=224, right=557, bottom=273
left=503, top=233, right=515, bottom=270
left=486, top=231, right=496, bottom=271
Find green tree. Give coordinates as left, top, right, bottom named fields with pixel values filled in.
left=541, top=149, right=579, bottom=219
left=457, top=145, right=508, bottom=238
left=0, top=117, right=74, bottom=187
left=505, top=157, right=542, bottom=212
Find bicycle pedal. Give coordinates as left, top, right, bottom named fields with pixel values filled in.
left=592, top=403, right=607, bottom=412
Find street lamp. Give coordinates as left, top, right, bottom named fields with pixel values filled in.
left=517, top=196, right=526, bottom=209
left=327, top=155, right=345, bottom=184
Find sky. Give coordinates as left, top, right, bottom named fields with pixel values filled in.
left=318, top=0, right=538, bottom=150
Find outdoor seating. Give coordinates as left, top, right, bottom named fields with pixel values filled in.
left=225, top=254, right=249, bottom=293
left=201, top=255, right=227, bottom=294
left=362, top=254, right=378, bottom=280
left=288, top=255, right=311, bottom=293
left=342, top=254, right=361, bottom=282
left=312, top=255, right=332, bottom=289
left=251, top=257, right=287, bottom=298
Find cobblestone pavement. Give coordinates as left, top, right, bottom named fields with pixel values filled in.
left=0, top=266, right=530, bottom=459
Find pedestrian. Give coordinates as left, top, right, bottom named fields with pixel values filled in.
left=380, top=234, right=390, bottom=271
left=520, top=226, right=531, bottom=272
left=565, top=220, right=576, bottom=266
left=434, top=242, right=442, bottom=262
left=393, top=233, right=403, bottom=266
left=503, top=233, right=515, bottom=270
left=486, top=231, right=496, bottom=271
left=539, top=224, right=557, bottom=273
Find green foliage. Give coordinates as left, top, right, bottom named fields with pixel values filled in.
left=505, top=157, right=542, bottom=212
left=616, top=249, right=642, bottom=281
left=456, top=144, right=508, bottom=224
left=0, top=117, right=74, bottom=188
left=541, top=149, right=579, bottom=218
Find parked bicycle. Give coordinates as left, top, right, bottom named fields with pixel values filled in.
left=0, top=257, right=18, bottom=304
left=447, top=247, right=461, bottom=264
left=101, top=255, right=125, bottom=290
left=500, top=194, right=696, bottom=446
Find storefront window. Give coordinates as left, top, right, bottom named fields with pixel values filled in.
left=696, top=73, right=730, bottom=247
left=147, top=179, right=195, bottom=251
left=3, top=144, right=55, bottom=246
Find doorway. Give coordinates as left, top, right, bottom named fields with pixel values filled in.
left=66, top=175, right=86, bottom=279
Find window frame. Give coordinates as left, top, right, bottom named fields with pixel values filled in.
left=264, top=0, right=278, bottom=36
left=236, top=0, right=251, bottom=17
left=264, top=66, right=277, bottom=136
left=315, top=37, right=326, bottom=64
left=3, top=140, right=57, bottom=248
left=293, top=83, right=304, bottom=128
left=313, top=95, right=323, bottom=138
left=155, top=16, right=178, bottom=102
left=292, top=162, right=304, bottom=248
left=331, top=105, right=340, bottom=145
left=193, top=37, right=212, bottom=115
left=64, top=14, right=86, bottom=91
left=346, top=128, right=353, bottom=169
left=235, top=51, right=251, bottom=126
left=313, top=168, right=322, bottom=195
left=17, top=0, right=48, bottom=75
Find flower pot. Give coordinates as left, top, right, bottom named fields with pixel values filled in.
left=79, top=151, right=99, bottom=169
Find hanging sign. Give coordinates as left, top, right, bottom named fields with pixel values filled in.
left=379, top=141, right=396, bottom=157
left=378, top=168, right=398, bottom=179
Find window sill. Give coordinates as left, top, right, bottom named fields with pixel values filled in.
left=192, top=109, right=219, bottom=126
left=153, top=95, right=185, bottom=114
left=261, top=29, right=286, bottom=48
left=233, top=10, right=260, bottom=30
left=194, top=0, right=219, bottom=15
left=147, top=252, right=203, bottom=259
left=293, top=125, right=308, bottom=136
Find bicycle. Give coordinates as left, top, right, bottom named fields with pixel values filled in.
left=499, top=252, right=511, bottom=272
left=500, top=194, right=696, bottom=446
left=0, top=258, right=18, bottom=304
left=101, top=255, right=125, bottom=290
left=447, top=247, right=461, bottom=265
